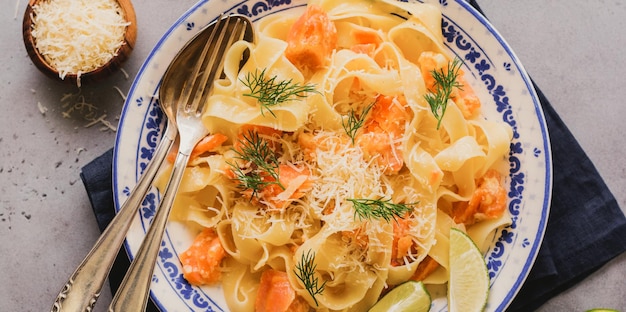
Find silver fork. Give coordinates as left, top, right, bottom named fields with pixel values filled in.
left=108, top=14, right=250, bottom=311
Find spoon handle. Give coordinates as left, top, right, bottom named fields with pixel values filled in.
left=50, top=123, right=177, bottom=312
left=108, top=137, right=194, bottom=312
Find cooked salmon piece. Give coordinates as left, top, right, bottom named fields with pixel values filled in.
left=179, top=228, right=226, bottom=285
left=255, top=269, right=310, bottom=312
left=451, top=169, right=507, bottom=225
left=357, top=95, right=411, bottom=174
left=285, top=5, right=337, bottom=72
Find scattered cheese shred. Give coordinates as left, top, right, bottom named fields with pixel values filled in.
left=60, top=91, right=118, bottom=132
left=37, top=101, right=48, bottom=115
left=14, top=0, right=21, bottom=20
left=30, top=0, right=130, bottom=81
left=119, top=67, right=129, bottom=79
left=112, top=85, right=127, bottom=101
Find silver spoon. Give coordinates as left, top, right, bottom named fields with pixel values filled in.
left=51, top=60, right=177, bottom=312
left=109, top=14, right=253, bottom=311
left=50, top=14, right=253, bottom=312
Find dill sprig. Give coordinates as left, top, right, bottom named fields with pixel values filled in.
left=228, top=165, right=272, bottom=199
left=294, top=249, right=326, bottom=306
left=348, top=197, right=415, bottom=223
left=341, top=101, right=375, bottom=144
left=229, top=130, right=283, bottom=197
left=424, top=58, right=464, bottom=129
left=241, top=68, right=318, bottom=117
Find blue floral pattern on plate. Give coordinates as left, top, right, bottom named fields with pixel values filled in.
left=113, top=0, right=551, bottom=311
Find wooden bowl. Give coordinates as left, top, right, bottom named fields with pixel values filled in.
left=22, top=0, right=137, bottom=85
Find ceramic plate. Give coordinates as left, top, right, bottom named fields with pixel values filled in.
left=113, top=0, right=552, bottom=310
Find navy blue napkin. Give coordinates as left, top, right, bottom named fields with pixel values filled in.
left=80, top=1, right=626, bottom=311
left=467, top=1, right=626, bottom=310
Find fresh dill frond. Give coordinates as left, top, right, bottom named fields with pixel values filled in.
left=229, top=130, right=284, bottom=196
left=342, top=101, right=375, bottom=144
left=235, top=130, right=281, bottom=179
left=240, top=68, right=318, bottom=117
left=294, top=249, right=326, bottom=306
left=348, top=197, right=416, bottom=223
left=424, top=58, right=464, bottom=129
left=228, top=163, right=273, bottom=199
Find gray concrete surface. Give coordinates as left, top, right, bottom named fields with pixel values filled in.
left=1, top=0, right=624, bottom=311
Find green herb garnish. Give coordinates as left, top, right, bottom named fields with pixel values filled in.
left=294, top=249, right=326, bottom=306
left=342, top=101, right=375, bottom=144
left=241, top=68, right=318, bottom=117
left=229, top=130, right=283, bottom=197
left=424, top=58, right=463, bottom=129
left=348, top=197, right=415, bottom=223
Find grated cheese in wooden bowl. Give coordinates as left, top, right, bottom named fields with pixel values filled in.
left=23, top=0, right=137, bottom=86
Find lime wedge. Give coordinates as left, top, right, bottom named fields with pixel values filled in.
left=448, top=227, right=489, bottom=312
left=586, top=309, right=620, bottom=312
left=369, top=280, right=431, bottom=312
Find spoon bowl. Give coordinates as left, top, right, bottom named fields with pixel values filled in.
left=157, top=12, right=254, bottom=155
left=158, top=15, right=254, bottom=116
left=22, top=0, right=137, bottom=85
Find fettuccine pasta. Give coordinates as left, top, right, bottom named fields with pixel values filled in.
left=156, top=0, right=513, bottom=311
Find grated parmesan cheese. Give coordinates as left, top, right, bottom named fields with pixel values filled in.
left=37, top=101, right=48, bottom=115
left=112, top=85, right=127, bottom=100
left=59, top=91, right=118, bottom=132
left=30, top=0, right=130, bottom=82
left=14, top=0, right=21, bottom=20
left=307, top=131, right=390, bottom=228
left=119, top=67, right=129, bottom=79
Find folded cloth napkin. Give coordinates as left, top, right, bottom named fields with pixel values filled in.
left=467, top=1, right=626, bottom=310
left=80, top=1, right=626, bottom=311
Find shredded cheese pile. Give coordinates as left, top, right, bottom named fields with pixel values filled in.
left=308, top=132, right=389, bottom=221
left=30, top=0, right=130, bottom=82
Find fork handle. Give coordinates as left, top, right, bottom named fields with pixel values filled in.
left=51, top=124, right=176, bottom=312
left=108, top=144, right=192, bottom=312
